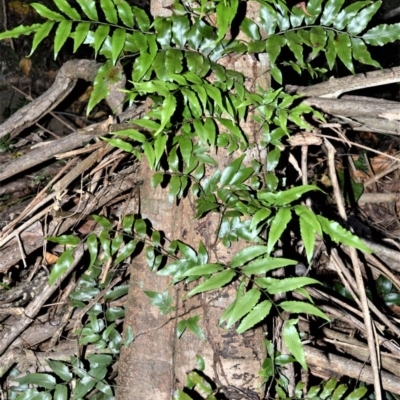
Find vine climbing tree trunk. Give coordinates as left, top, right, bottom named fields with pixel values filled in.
left=116, top=1, right=271, bottom=398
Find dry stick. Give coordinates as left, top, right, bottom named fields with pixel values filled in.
left=0, top=243, right=86, bottom=356
left=0, top=158, right=78, bottom=237
left=325, top=138, right=382, bottom=399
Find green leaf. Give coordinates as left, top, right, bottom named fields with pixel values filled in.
left=280, top=300, right=330, bottom=321
left=53, top=0, right=81, bottom=19
left=93, top=25, right=110, bottom=57
left=111, top=28, right=126, bottom=65
left=71, top=22, right=90, bottom=53
left=243, top=257, right=297, bottom=275
left=47, top=235, right=80, bottom=246
left=154, top=133, right=167, bottom=168
left=224, top=288, right=261, bottom=329
left=317, top=215, right=372, bottom=253
left=156, top=94, right=176, bottom=135
left=46, top=360, right=73, bottom=382
left=49, top=248, right=74, bottom=285
left=186, top=315, right=207, bottom=341
left=114, top=0, right=134, bottom=27
left=133, top=6, right=151, bottom=31
left=31, top=3, right=64, bottom=20
left=76, top=0, right=98, bottom=20
left=266, top=148, right=280, bottom=172
left=260, top=3, right=277, bottom=35
left=184, top=263, right=224, bottom=276
left=0, top=23, right=41, bottom=41
left=299, top=217, right=316, bottom=264
left=266, top=277, right=320, bottom=295
left=240, top=17, right=260, bottom=40
left=309, top=26, right=327, bottom=60
left=282, top=319, right=307, bottom=370
left=363, top=23, right=400, bottom=46
left=15, top=373, right=56, bottom=390
left=237, top=300, right=272, bottom=333
left=29, top=21, right=55, bottom=56
left=216, top=0, right=238, bottom=42
left=333, top=33, right=354, bottom=73
left=101, top=0, right=118, bottom=24
left=347, top=1, right=381, bottom=35
left=325, top=30, right=337, bottom=70
left=267, top=208, right=292, bottom=254
left=231, top=245, right=269, bottom=268
left=305, top=0, right=323, bottom=24
left=265, top=34, right=286, bottom=65
left=115, top=240, right=137, bottom=264
left=88, top=60, right=122, bottom=115
left=171, top=14, right=190, bottom=47
left=187, top=270, right=236, bottom=296
left=220, top=155, right=245, bottom=187
left=320, top=0, right=345, bottom=26
left=351, top=37, right=380, bottom=68
left=333, top=1, right=371, bottom=30
left=144, top=290, right=174, bottom=315
left=54, top=384, right=68, bottom=400
left=285, top=31, right=304, bottom=66
left=345, top=387, right=368, bottom=400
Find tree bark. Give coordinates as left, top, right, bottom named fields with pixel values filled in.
left=117, top=1, right=270, bottom=398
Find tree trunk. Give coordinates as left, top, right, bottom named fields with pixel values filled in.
left=117, top=1, right=270, bottom=398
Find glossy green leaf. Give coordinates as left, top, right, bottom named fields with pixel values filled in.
left=363, top=23, right=400, bottom=46
left=309, top=26, right=327, bottom=60
left=305, top=0, right=323, bottom=24
left=321, top=0, right=345, bottom=26
left=49, top=248, right=74, bottom=285
left=132, top=6, right=150, bottom=32
left=76, top=0, right=98, bottom=20
left=53, top=0, right=80, bottom=19
left=93, top=25, right=110, bottom=57
left=47, top=359, right=73, bottom=382
left=351, top=37, right=380, bottom=67
left=171, top=14, right=190, bottom=47
left=299, top=217, right=316, bottom=264
left=29, top=21, right=54, bottom=56
left=156, top=94, right=176, bottom=135
left=347, top=1, right=381, bottom=35
left=31, top=3, right=64, bottom=20
left=224, top=288, right=261, bottom=329
left=243, top=257, right=297, bottom=275
left=188, top=270, right=236, bottom=296
left=250, top=208, right=271, bottom=231
left=132, top=52, right=156, bottom=82
left=113, top=0, right=134, bottom=27
left=265, top=34, right=286, bottom=65
left=115, top=240, right=137, bottom=264
left=0, top=23, right=40, bottom=41
left=274, top=185, right=320, bottom=207
left=237, top=300, right=272, bottom=333
left=267, top=208, right=291, bottom=254
left=101, top=0, right=118, bottom=24
left=260, top=3, right=277, bottom=35
left=111, top=28, right=125, bottom=65
left=240, top=17, right=260, bottom=40
left=317, top=215, right=372, bottom=253
left=345, top=387, right=368, bottom=400
left=266, top=277, right=320, bottom=295
left=165, top=49, right=183, bottom=74
left=71, top=22, right=90, bottom=53
left=333, top=32, right=354, bottom=73
left=334, top=1, right=371, bottom=30
left=220, top=155, right=245, bottom=187
left=88, top=60, right=122, bottom=115
left=216, top=0, right=238, bottom=42
left=283, top=319, right=307, bottom=370
left=54, top=384, right=68, bottom=400
left=266, top=148, right=280, bottom=172
left=280, top=300, right=330, bottom=321
left=184, top=263, right=224, bottom=276
left=15, top=373, right=56, bottom=390
left=231, top=245, right=269, bottom=268
left=325, top=30, right=337, bottom=70
left=285, top=31, right=304, bottom=66
left=186, top=315, right=207, bottom=341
